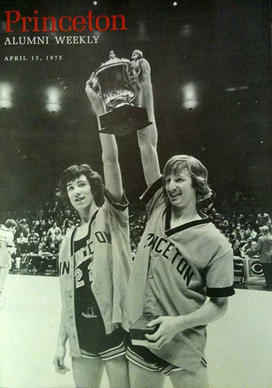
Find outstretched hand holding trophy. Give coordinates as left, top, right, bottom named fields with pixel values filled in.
left=133, top=52, right=161, bottom=187
left=85, top=72, right=105, bottom=116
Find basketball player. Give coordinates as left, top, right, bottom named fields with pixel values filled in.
left=0, top=219, right=17, bottom=305
left=53, top=75, right=131, bottom=388
left=123, top=58, right=235, bottom=387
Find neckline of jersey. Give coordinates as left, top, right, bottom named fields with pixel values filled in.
left=70, top=209, right=99, bottom=256
left=165, top=206, right=210, bottom=237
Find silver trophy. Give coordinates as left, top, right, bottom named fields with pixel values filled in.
left=94, top=50, right=152, bottom=136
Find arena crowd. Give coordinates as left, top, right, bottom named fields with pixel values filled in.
left=0, top=195, right=271, bottom=279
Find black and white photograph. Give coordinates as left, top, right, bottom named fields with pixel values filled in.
left=0, top=1, right=271, bottom=387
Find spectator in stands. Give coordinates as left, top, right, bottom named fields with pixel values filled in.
left=257, top=212, right=271, bottom=228
left=232, top=240, right=242, bottom=257
left=244, top=225, right=258, bottom=241
left=244, top=241, right=259, bottom=258
left=27, top=229, right=40, bottom=254
left=52, top=228, right=63, bottom=247
left=232, top=225, right=243, bottom=243
left=40, top=230, right=49, bottom=247
left=16, top=232, right=28, bottom=255
left=62, top=219, right=75, bottom=234
left=15, top=255, right=21, bottom=272
left=47, top=222, right=61, bottom=240
left=220, top=219, right=230, bottom=235
left=257, top=226, right=272, bottom=290
left=39, top=219, right=48, bottom=233
left=18, top=219, right=29, bottom=236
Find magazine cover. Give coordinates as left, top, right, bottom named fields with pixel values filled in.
left=0, top=1, right=271, bottom=387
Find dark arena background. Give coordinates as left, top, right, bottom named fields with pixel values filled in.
left=0, top=1, right=272, bottom=388
left=0, top=0, right=271, bottom=210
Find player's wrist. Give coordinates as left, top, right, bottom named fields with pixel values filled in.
left=174, top=315, right=189, bottom=332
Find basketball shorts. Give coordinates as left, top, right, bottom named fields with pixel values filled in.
left=126, top=340, right=207, bottom=376
left=80, top=328, right=128, bottom=361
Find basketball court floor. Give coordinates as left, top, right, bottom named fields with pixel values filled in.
left=0, top=275, right=271, bottom=388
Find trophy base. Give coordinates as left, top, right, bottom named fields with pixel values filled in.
left=98, top=105, right=152, bottom=136
left=129, top=314, right=159, bottom=346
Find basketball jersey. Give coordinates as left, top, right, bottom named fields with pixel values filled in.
left=124, top=177, right=234, bottom=372
left=58, top=192, right=131, bottom=358
left=73, top=210, right=107, bottom=353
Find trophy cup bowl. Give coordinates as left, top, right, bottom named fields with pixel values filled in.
left=94, top=51, right=152, bottom=136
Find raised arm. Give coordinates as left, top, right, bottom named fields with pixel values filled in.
left=85, top=75, right=124, bottom=203
left=135, top=58, right=161, bottom=187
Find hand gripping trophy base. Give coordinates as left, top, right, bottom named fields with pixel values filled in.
left=98, top=104, right=152, bottom=136
left=129, top=313, right=159, bottom=346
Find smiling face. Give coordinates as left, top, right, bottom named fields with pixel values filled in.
left=164, top=167, right=196, bottom=211
left=66, top=174, right=93, bottom=212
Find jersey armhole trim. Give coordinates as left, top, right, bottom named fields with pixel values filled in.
left=140, top=177, right=163, bottom=204
left=206, top=285, right=235, bottom=297
left=105, top=190, right=129, bottom=211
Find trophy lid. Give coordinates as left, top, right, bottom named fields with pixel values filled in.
left=95, top=50, right=131, bottom=76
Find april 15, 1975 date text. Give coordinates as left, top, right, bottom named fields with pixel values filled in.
left=3, top=55, right=63, bottom=62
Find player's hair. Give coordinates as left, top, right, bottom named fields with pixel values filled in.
left=56, top=164, right=105, bottom=208
left=5, top=219, right=17, bottom=229
left=162, top=155, right=212, bottom=210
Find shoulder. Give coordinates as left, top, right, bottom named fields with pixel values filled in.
left=98, top=191, right=129, bottom=226
left=140, top=177, right=163, bottom=204
left=201, top=222, right=232, bottom=252
left=140, top=177, right=165, bottom=219
left=103, top=189, right=129, bottom=211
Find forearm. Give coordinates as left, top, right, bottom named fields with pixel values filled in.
left=98, top=131, right=124, bottom=202
left=137, top=95, right=160, bottom=186
left=146, top=297, right=229, bottom=347
left=176, top=297, right=228, bottom=331
left=57, top=309, right=68, bottom=347
left=138, top=123, right=160, bottom=178
left=99, top=130, right=119, bottom=166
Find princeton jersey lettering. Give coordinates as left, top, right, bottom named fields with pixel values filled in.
left=144, top=233, right=194, bottom=287
left=59, top=261, right=70, bottom=275
left=74, top=236, right=94, bottom=289
left=59, top=229, right=111, bottom=277
left=72, top=216, right=110, bottom=351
